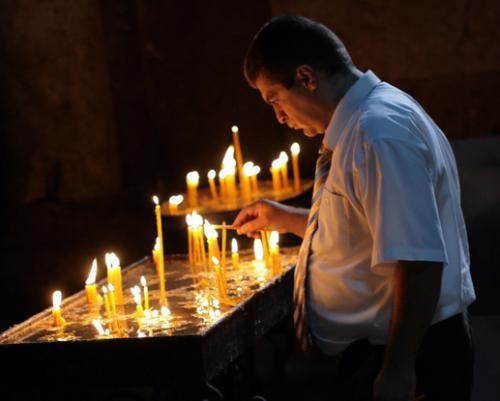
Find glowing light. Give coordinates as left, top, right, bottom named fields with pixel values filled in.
left=191, top=212, right=203, bottom=229
left=154, top=237, right=160, bottom=251
left=222, top=146, right=236, bottom=169
left=208, top=169, right=216, bottom=180
left=131, top=286, right=142, bottom=305
left=105, top=252, right=120, bottom=269
left=140, top=276, right=147, bottom=287
left=212, top=256, right=220, bottom=266
left=92, top=320, right=109, bottom=336
left=279, top=151, right=289, bottom=163
left=86, top=258, right=98, bottom=285
left=186, top=171, right=200, bottom=184
left=52, top=291, right=62, bottom=309
left=254, top=239, right=264, bottom=261
left=291, top=142, right=300, bottom=155
left=169, top=194, right=184, bottom=206
left=252, top=165, right=261, bottom=175
left=270, top=231, right=279, bottom=247
left=161, top=306, right=170, bottom=317
left=152, top=195, right=159, bottom=205
left=243, top=161, right=255, bottom=176
left=231, top=238, right=238, bottom=253
left=204, top=219, right=218, bottom=239
left=231, top=125, right=239, bottom=134
left=272, top=158, right=283, bottom=169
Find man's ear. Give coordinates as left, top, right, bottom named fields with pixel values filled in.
left=295, top=65, right=317, bottom=91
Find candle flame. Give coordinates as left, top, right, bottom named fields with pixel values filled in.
left=204, top=219, right=218, bottom=239
left=270, top=231, right=279, bottom=247
left=231, top=125, right=239, bottom=133
left=52, top=290, right=62, bottom=309
left=222, top=146, right=236, bottom=169
left=169, top=194, right=184, bottom=206
left=131, top=286, right=142, bottom=305
left=108, top=283, right=115, bottom=292
left=279, top=151, right=289, bottom=163
left=152, top=195, right=160, bottom=205
left=102, top=286, right=108, bottom=294
left=252, top=165, right=261, bottom=175
left=219, top=169, right=227, bottom=179
left=152, top=309, right=159, bottom=318
left=105, top=252, right=120, bottom=269
left=208, top=169, right=216, bottom=180
left=154, top=237, right=160, bottom=251
left=291, top=142, right=300, bottom=155
left=161, top=306, right=170, bottom=317
left=243, top=161, right=255, bottom=176
left=186, top=171, right=200, bottom=184
left=140, top=275, right=147, bottom=287
left=86, top=258, right=98, bottom=285
left=254, top=239, right=264, bottom=261
left=231, top=238, right=238, bottom=253
left=191, top=212, right=203, bottom=229
left=92, top=320, right=106, bottom=335
left=212, top=256, right=220, bottom=266
left=271, top=158, right=283, bottom=169
left=186, top=213, right=192, bottom=226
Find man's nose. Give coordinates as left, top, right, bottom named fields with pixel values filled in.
left=273, top=105, right=287, bottom=124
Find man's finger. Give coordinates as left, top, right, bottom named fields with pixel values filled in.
left=232, top=202, right=259, bottom=227
left=238, top=216, right=266, bottom=236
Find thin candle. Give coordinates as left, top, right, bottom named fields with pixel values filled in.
left=231, top=238, right=239, bottom=269
left=186, top=214, right=194, bottom=266
left=140, top=275, right=149, bottom=310
left=186, top=171, right=200, bottom=207
left=271, top=158, right=283, bottom=194
left=153, top=196, right=166, bottom=305
left=131, top=286, right=145, bottom=317
left=269, top=230, right=282, bottom=275
left=207, top=170, right=218, bottom=201
left=85, top=258, right=99, bottom=307
left=105, top=252, right=124, bottom=305
left=101, top=286, right=112, bottom=319
left=168, top=194, right=184, bottom=215
left=51, top=290, right=66, bottom=327
left=279, top=151, right=290, bottom=190
left=291, top=142, right=301, bottom=192
left=221, top=221, right=227, bottom=270
left=231, top=125, right=245, bottom=192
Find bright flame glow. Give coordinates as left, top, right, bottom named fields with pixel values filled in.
left=52, top=291, right=62, bottom=309
left=186, top=213, right=192, bottom=226
left=252, top=165, right=261, bottom=175
left=204, top=219, right=218, bottom=239
left=152, top=309, right=159, bottom=318
left=270, top=231, right=279, bottom=247
left=222, top=146, right=236, bottom=169
left=254, top=239, right=264, bottom=261
left=86, top=258, right=98, bottom=285
left=191, top=212, right=203, bottom=229
left=105, top=252, right=120, bottom=269
left=161, top=306, right=170, bottom=317
left=108, top=283, right=115, bottom=293
left=243, top=161, right=254, bottom=176
left=169, top=194, right=184, bottom=206
left=152, top=195, right=159, bottom=205
left=212, top=256, right=220, bottom=266
left=279, top=151, right=289, bottom=163
left=208, top=169, right=216, bottom=180
left=140, top=275, right=147, bottom=287
left=186, top=171, right=200, bottom=184
left=154, top=237, right=160, bottom=251
left=101, top=286, right=108, bottom=294
left=231, top=238, right=238, bottom=253
left=271, top=158, right=283, bottom=169
left=137, top=329, right=146, bottom=338
left=131, top=286, right=141, bottom=305
left=219, top=169, right=227, bottom=179
left=291, top=142, right=300, bottom=155
left=231, top=125, right=239, bottom=133
left=92, top=320, right=106, bottom=335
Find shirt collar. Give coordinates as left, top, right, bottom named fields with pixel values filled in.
left=323, top=70, right=381, bottom=150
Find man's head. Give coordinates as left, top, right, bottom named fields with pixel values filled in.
left=244, top=15, right=355, bottom=136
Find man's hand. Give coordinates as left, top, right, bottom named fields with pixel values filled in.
left=373, top=364, right=416, bottom=401
left=232, top=199, right=309, bottom=238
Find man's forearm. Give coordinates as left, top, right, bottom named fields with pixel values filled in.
left=283, top=206, right=309, bottom=238
left=383, top=260, right=443, bottom=369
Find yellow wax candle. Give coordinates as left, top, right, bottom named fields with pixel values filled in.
left=153, top=196, right=166, bottom=305
left=204, top=219, right=220, bottom=262
left=222, top=146, right=237, bottom=199
left=218, top=169, right=227, bottom=200
left=231, top=125, right=245, bottom=192
left=152, top=237, right=160, bottom=276
left=207, top=170, right=218, bottom=201
left=231, top=238, right=240, bottom=269
left=291, top=142, right=301, bottom=192
left=101, top=286, right=112, bottom=319
left=269, top=230, right=282, bottom=275
left=51, top=290, right=66, bottom=327
left=186, top=171, right=200, bottom=207
left=108, top=284, right=117, bottom=317
left=186, top=214, right=194, bottom=265
left=242, top=162, right=254, bottom=200
left=85, top=258, right=99, bottom=307
left=168, top=194, right=184, bottom=215
left=250, top=165, right=260, bottom=194
left=221, top=221, right=227, bottom=270
left=271, top=159, right=282, bottom=194
left=140, top=275, right=149, bottom=310
left=105, top=252, right=124, bottom=305
left=253, top=238, right=266, bottom=274
left=131, top=286, right=145, bottom=317
left=212, top=257, right=227, bottom=299
left=279, top=151, right=290, bottom=190
left=260, top=230, right=271, bottom=268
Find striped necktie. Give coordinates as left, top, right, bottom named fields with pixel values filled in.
left=293, top=142, right=333, bottom=351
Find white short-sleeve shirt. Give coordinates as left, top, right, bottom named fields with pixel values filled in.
left=308, top=70, right=476, bottom=355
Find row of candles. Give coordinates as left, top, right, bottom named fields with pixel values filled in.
left=50, top=200, right=282, bottom=330
left=170, top=126, right=302, bottom=212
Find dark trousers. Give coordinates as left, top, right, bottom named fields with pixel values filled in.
left=333, top=313, right=474, bottom=401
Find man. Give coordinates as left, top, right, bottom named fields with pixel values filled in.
left=233, top=15, right=475, bottom=401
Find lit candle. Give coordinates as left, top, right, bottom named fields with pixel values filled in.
left=270, top=158, right=283, bottom=194
left=218, top=169, right=227, bottom=200
left=207, top=170, right=218, bottom=201
left=222, top=146, right=237, bottom=199
left=168, top=194, right=184, bottom=215
left=140, top=275, right=149, bottom=310
left=291, top=142, right=301, bottom=192
left=108, top=283, right=117, bottom=317
left=191, top=212, right=206, bottom=266
left=279, top=151, right=290, bottom=190
left=85, top=258, right=99, bottom=307
left=186, top=171, right=200, bottom=207
left=153, top=196, right=166, bottom=305
left=186, top=214, right=194, bottom=265
left=212, top=256, right=227, bottom=300
left=92, top=320, right=110, bottom=336
left=242, top=161, right=254, bottom=200
left=269, top=230, right=282, bottom=275
left=204, top=219, right=220, bottom=265
left=231, top=125, right=245, bottom=193
left=231, top=238, right=239, bottom=269
left=253, top=238, right=265, bottom=270
left=131, top=286, right=145, bottom=317
left=260, top=230, right=271, bottom=267
left=152, top=237, right=160, bottom=276
left=105, top=252, right=124, bottom=305
left=51, top=290, right=66, bottom=327
left=101, top=286, right=112, bottom=319
left=250, top=164, right=261, bottom=194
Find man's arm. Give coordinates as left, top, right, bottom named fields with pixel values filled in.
left=374, top=260, right=443, bottom=401
left=232, top=199, right=309, bottom=238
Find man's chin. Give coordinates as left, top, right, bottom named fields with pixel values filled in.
left=302, top=128, right=321, bottom=138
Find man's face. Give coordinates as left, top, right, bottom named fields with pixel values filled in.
left=254, top=73, right=323, bottom=137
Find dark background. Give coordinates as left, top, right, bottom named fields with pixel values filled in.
left=1, top=0, right=499, bottom=334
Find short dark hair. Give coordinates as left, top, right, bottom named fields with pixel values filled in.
left=244, top=15, right=353, bottom=88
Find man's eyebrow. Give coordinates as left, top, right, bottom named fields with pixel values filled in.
left=263, top=92, right=276, bottom=104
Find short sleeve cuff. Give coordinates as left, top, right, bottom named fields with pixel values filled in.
left=371, top=247, right=448, bottom=275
